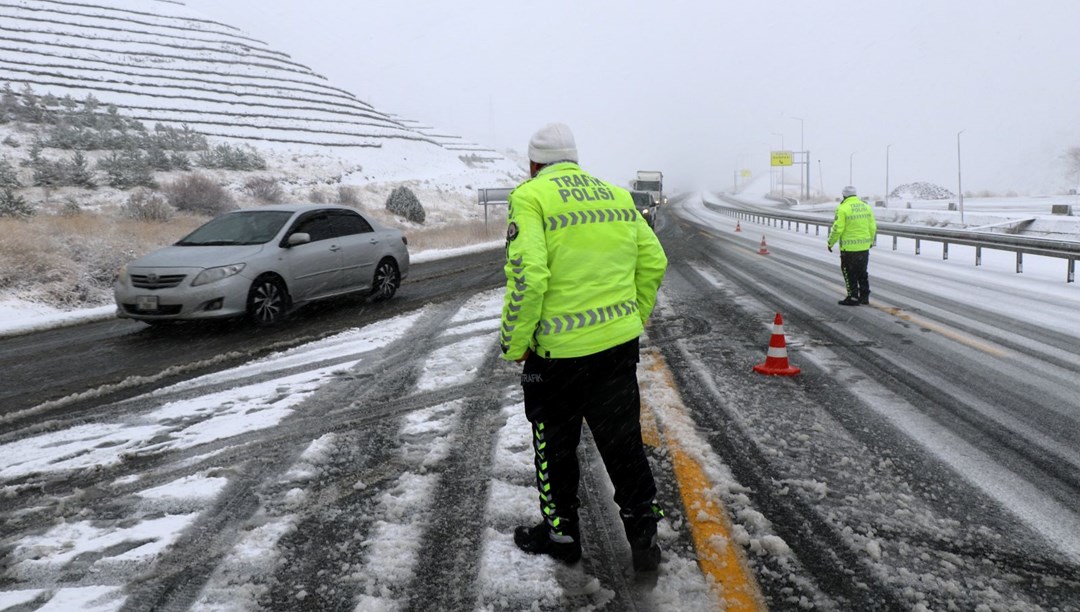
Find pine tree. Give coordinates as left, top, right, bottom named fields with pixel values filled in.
left=0, top=156, right=20, bottom=190
left=98, top=148, right=155, bottom=189
left=146, top=144, right=171, bottom=171
left=0, top=188, right=33, bottom=218
left=65, top=151, right=96, bottom=188
left=385, top=185, right=426, bottom=224
left=28, top=142, right=62, bottom=187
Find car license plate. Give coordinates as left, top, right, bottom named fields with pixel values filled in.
left=136, top=295, right=159, bottom=311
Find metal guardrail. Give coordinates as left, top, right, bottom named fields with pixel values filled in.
left=707, top=196, right=1079, bottom=283
left=478, top=187, right=512, bottom=225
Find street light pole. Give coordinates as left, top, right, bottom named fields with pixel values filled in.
left=885, top=144, right=892, bottom=208
left=849, top=152, right=855, bottom=185
left=793, top=116, right=805, bottom=199
left=957, top=130, right=966, bottom=225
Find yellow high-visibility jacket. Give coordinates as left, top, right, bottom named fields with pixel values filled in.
left=499, top=162, right=668, bottom=360
left=828, top=195, right=877, bottom=252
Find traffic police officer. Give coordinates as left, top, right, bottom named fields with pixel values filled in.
left=499, top=122, right=668, bottom=571
left=828, top=185, right=878, bottom=305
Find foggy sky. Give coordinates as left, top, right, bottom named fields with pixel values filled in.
left=184, top=0, right=1080, bottom=198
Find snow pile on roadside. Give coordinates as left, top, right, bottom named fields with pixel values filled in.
left=890, top=182, right=954, bottom=200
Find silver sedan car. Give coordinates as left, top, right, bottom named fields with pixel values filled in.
left=114, top=204, right=410, bottom=326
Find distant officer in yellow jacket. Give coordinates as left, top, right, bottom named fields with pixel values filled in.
left=828, top=185, right=877, bottom=305
left=500, top=122, right=668, bottom=571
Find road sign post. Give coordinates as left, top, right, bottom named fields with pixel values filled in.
left=771, top=151, right=793, bottom=198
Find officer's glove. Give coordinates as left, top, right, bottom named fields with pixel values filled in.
left=827, top=245, right=833, bottom=253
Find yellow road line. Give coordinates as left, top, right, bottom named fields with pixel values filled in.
left=882, top=306, right=1007, bottom=357
left=641, top=351, right=767, bottom=612
left=640, top=397, right=661, bottom=448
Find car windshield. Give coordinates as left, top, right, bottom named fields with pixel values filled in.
left=176, top=211, right=295, bottom=246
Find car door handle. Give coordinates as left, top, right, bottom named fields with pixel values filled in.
left=329, top=245, right=341, bottom=252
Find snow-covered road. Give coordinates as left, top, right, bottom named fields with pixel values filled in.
left=2, top=193, right=1079, bottom=610
left=0, top=287, right=727, bottom=610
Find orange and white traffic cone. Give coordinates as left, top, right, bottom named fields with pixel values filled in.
left=758, top=235, right=769, bottom=255
left=735, top=221, right=742, bottom=232
left=753, top=313, right=801, bottom=376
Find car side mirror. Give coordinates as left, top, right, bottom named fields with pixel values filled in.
left=287, top=232, right=311, bottom=247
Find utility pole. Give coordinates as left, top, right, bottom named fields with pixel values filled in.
left=793, top=116, right=805, bottom=199
left=849, top=152, right=855, bottom=185
left=885, top=144, right=892, bottom=208
left=957, top=130, right=966, bottom=224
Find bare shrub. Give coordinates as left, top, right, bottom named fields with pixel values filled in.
left=308, top=188, right=326, bottom=204
left=122, top=188, right=172, bottom=222
left=338, top=185, right=361, bottom=206
left=243, top=176, right=284, bottom=203
left=459, top=153, right=492, bottom=168
left=402, top=219, right=503, bottom=251
left=0, top=225, right=76, bottom=293
left=0, top=212, right=201, bottom=306
left=165, top=173, right=236, bottom=216
left=60, top=196, right=83, bottom=217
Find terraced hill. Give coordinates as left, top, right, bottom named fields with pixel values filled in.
left=0, top=0, right=514, bottom=174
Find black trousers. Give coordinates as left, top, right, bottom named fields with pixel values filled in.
left=521, top=338, right=659, bottom=537
left=840, top=250, right=871, bottom=300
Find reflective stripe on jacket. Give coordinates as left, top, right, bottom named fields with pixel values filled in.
left=827, top=196, right=877, bottom=252
left=499, top=162, right=668, bottom=360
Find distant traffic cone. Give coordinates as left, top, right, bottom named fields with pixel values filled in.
left=735, top=220, right=742, bottom=232
left=753, top=313, right=801, bottom=376
left=758, top=235, right=770, bottom=255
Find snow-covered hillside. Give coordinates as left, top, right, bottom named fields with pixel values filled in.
left=0, top=0, right=524, bottom=189
left=0, top=0, right=532, bottom=311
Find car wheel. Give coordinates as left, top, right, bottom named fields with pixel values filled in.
left=371, top=258, right=400, bottom=301
left=247, top=275, right=290, bottom=326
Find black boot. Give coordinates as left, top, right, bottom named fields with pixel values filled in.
left=621, top=505, right=663, bottom=571
left=859, top=290, right=870, bottom=305
left=838, top=296, right=860, bottom=306
left=629, top=522, right=660, bottom=571
left=514, top=520, right=581, bottom=564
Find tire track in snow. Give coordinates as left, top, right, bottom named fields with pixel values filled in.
left=108, top=299, right=475, bottom=611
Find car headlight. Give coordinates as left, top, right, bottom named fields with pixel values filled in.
left=114, top=264, right=129, bottom=284
left=192, top=263, right=246, bottom=287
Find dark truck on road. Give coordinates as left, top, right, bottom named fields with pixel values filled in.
left=630, top=190, right=657, bottom=228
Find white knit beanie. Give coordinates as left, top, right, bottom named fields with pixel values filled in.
left=528, top=122, right=578, bottom=164
left=842, top=185, right=857, bottom=197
